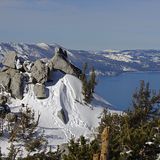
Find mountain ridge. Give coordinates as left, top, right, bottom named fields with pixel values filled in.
left=1, top=42, right=160, bottom=76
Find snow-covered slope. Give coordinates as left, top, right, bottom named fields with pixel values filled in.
left=1, top=73, right=115, bottom=155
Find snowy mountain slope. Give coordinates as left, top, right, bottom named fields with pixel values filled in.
left=1, top=73, right=116, bottom=155
left=1, top=42, right=160, bottom=76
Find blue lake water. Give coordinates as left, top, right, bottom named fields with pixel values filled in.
left=96, top=72, right=160, bottom=111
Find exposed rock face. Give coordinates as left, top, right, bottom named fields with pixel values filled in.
left=10, top=73, right=24, bottom=99
left=5, top=68, right=19, bottom=77
left=57, top=108, right=69, bottom=124
left=31, top=60, right=48, bottom=84
left=2, top=52, right=17, bottom=69
left=0, top=95, right=7, bottom=105
left=0, top=48, right=82, bottom=100
left=0, top=72, right=11, bottom=91
left=48, top=49, right=81, bottom=77
left=33, top=84, right=46, bottom=99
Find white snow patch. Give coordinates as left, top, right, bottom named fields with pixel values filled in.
left=36, top=43, right=50, bottom=50
left=1, top=74, right=116, bottom=156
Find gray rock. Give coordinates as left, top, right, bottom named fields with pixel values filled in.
left=0, top=72, right=11, bottom=91
left=48, top=48, right=81, bottom=77
left=10, top=73, right=24, bottom=99
left=5, top=68, right=20, bottom=77
left=3, top=52, right=17, bottom=68
left=57, top=108, right=69, bottom=124
left=0, top=95, right=7, bottom=105
left=33, top=84, right=46, bottom=99
left=31, top=60, right=48, bottom=84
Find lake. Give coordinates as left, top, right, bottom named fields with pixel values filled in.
left=96, top=72, right=160, bottom=111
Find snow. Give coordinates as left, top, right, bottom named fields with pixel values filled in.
left=103, top=53, right=133, bottom=62
left=36, top=43, right=50, bottom=50
left=0, top=74, right=115, bottom=156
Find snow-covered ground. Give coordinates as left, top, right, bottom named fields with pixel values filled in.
left=0, top=73, right=117, bottom=156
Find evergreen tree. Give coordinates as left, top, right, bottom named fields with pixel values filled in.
left=80, top=63, right=97, bottom=103
left=6, top=143, right=20, bottom=160
left=98, top=81, right=160, bottom=160
left=63, top=136, right=99, bottom=160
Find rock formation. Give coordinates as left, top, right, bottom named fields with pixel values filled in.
left=33, top=84, right=47, bottom=99
left=2, top=52, right=17, bottom=69
left=48, top=48, right=81, bottom=77
left=31, top=59, right=48, bottom=84
left=10, top=72, right=24, bottom=99
left=0, top=47, right=82, bottom=100
left=0, top=72, right=11, bottom=91
left=57, top=108, right=69, bottom=124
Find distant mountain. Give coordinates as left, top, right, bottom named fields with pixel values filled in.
left=1, top=42, right=160, bottom=76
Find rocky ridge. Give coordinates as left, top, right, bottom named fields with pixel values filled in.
left=0, top=47, right=81, bottom=117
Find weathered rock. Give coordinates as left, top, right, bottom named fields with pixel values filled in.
left=33, top=84, right=46, bottom=99
left=0, top=95, right=7, bottom=105
left=5, top=68, right=20, bottom=77
left=3, top=52, right=17, bottom=68
left=0, top=72, right=11, bottom=91
left=31, top=60, right=48, bottom=84
left=48, top=48, right=81, bottom=77
left=57, top=108, right=69, bottom=124
left=10, top=73, right=24, bottom=99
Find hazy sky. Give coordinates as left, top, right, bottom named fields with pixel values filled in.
left=0, top=0, right=160, bottom=50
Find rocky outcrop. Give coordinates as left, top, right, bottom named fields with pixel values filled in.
left=57, top=108, right=69, bottom=124
left=48, top=48, right=81, bottom=77
left=31, top=60, right=48, bottom=84
left=0, top=48, right=82, bottom=100
left=5, top=68, right=19, bottom=77
left=10, top=73, right=24, bottom=99
left=2, top=52, right=17, bottom=69
left=0, top=72, right=11, bottom=91
left=33, top=84, right=46, bottom=99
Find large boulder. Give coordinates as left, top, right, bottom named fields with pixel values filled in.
left=2, top=52, right=17, bottom=69
left=31, top=60, right=48, bottom=84
left=33, top=84, right=46, bottom=99
left=10, top=73, right=24, bottom=99
left=57, top=108, right=69, bottom=124
left=0, top=72, right=11, bottom=91
left=48, top=48, right=81, bottom=77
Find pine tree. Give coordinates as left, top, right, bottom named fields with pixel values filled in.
left=7, top=143, right=20, bottom=160
left=98, top=81, right=160, bottom=160
left=80, top=63, right=97, bottom=103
